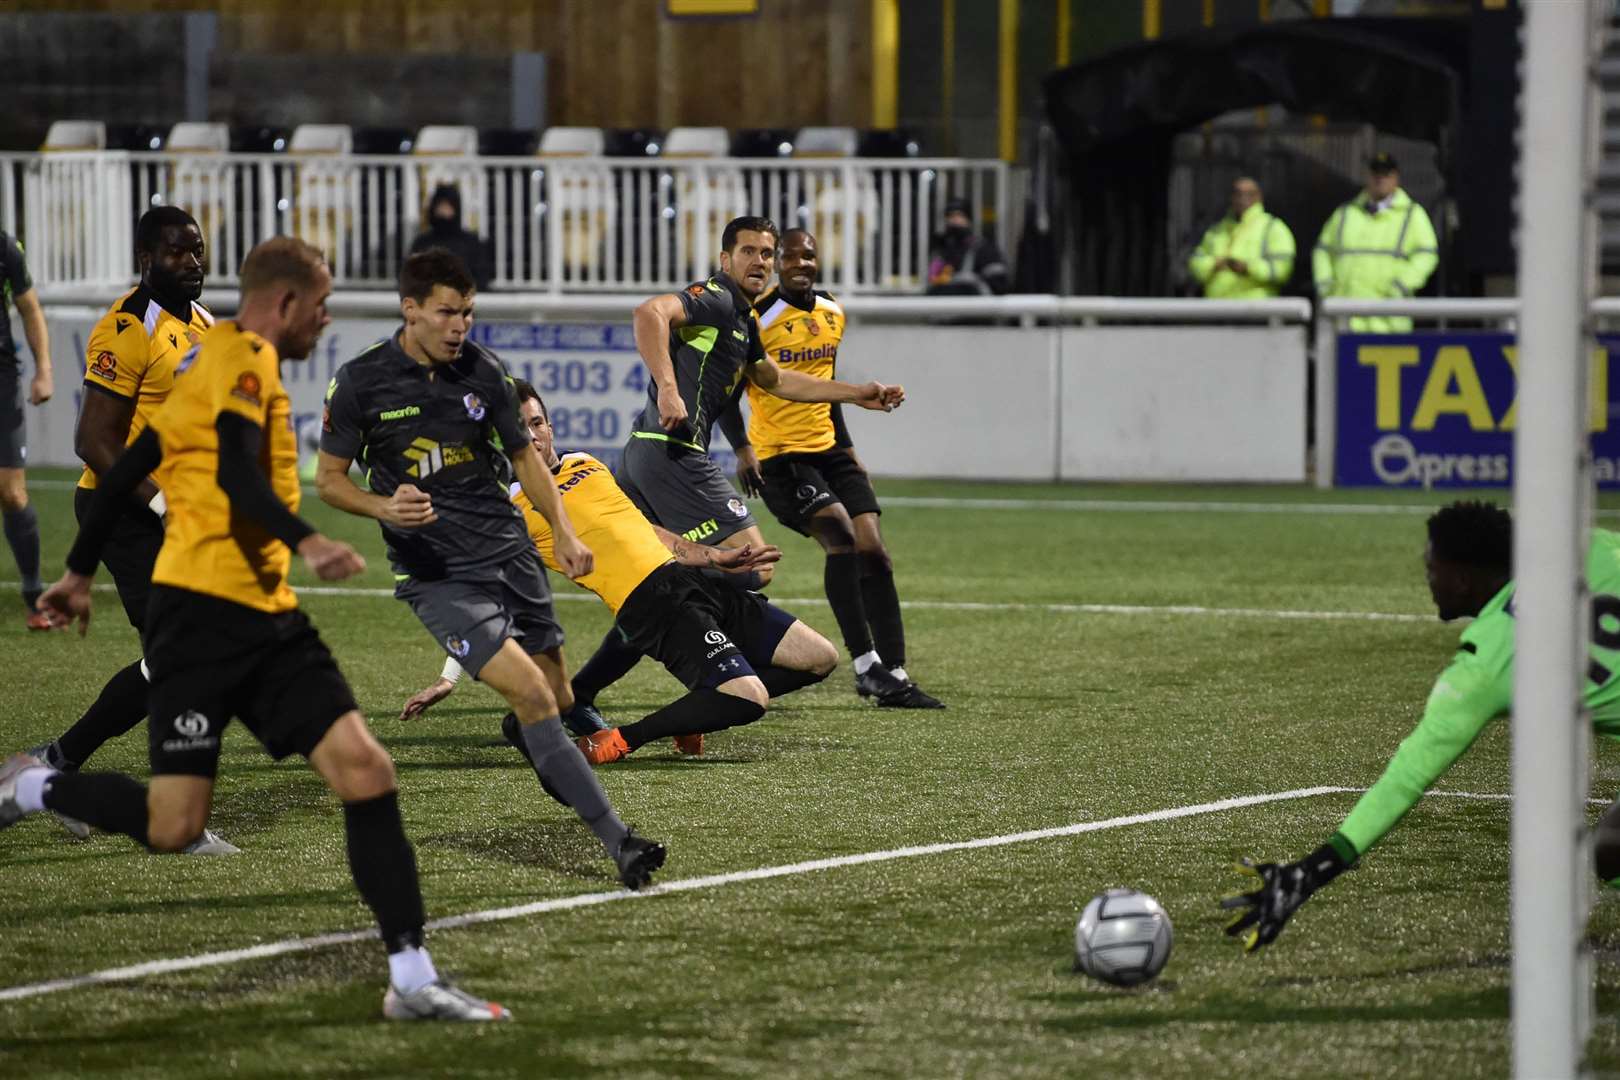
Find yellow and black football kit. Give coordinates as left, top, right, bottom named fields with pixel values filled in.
left=515, top=451, right=796, bottom=690
left=84, top=320, right=355, bottom=777
left=746, top=287, right=880, bottom=536
left=73, top=286, right=214, bottom=627
left=79, top=285, right=213, bottom=493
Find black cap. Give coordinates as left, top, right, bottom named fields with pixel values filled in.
left=943, top=197, right=972, bottom=218
left=1368, top=152, right=1399, bottom=174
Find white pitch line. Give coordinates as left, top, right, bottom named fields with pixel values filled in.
left=0, top=785, right=1352, bottom=1004
left=0, top=581, right=1435, bottom=625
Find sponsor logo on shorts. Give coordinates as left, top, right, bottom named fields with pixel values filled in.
left=704, top=630, right=728, bottom=645
left=463, top=392, right=486, bottom=421
left=161, top=710, right=218, bottom=754
left=446, top=635, right=471, bottom=659
left=727, top=498, right=748, bottom=519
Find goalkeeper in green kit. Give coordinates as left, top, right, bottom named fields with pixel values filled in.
left=1223, top=500, right=1620, bottom=953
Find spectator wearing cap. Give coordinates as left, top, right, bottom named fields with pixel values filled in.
left=926, top=198, right=1009, bottom=296
left=1188, top=175, right=1296, bottom=300
left=409, top=183, right=493, bottom=291
left=1312, top=152, right=1438, bottom=332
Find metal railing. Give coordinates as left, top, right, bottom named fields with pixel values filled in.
left=0, top=150, right=1008, bottom=296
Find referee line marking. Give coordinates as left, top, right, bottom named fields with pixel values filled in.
left=0, top=581, right=1436, bottom=625
left=22, top=477, right=1620, bottom=520
left=0, top=785, right=1608, bottom=1004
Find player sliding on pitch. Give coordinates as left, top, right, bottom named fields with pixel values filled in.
left=400, top=379, right=838, bottom=764
left=1222, top=501, right=1620, bottom=952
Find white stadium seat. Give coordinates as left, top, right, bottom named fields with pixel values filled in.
left=42, top=120, right=106, bottom=152
left=793, top=127, right=858, bottom=159
left=537, top=127, right=605, bottom=158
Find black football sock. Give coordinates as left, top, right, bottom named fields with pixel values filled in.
left=521, top=718, right=628, bottom=855
left=859, top=560, right=907, bottom=669
left=3, top=504, right=42, bottom=603
left=54, top=660, right=150, bottom=769
left=571, top=624, right=643, bottom=706
left=757, top=665, right=828, bottom=699
left=43, top=771, right=151, bottom=848
left=700, top=567, right=767, bottom=592
left=342, top=791, right=426, bottom=954
left=822, top=552, right=873, bottom=658
left=619, top=688, right=765, bottom=750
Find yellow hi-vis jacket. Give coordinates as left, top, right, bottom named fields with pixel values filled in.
left=1187, top=203, right=1296, bottom=299
left=1312, top=187, right=1439, bottom=333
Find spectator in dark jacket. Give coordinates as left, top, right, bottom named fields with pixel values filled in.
left=926, top=198, right=1009, bottom=296
left=410, top=184, right=493, bottom=291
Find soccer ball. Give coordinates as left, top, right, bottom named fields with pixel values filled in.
left=1073, top=888, right=1173, bottom=988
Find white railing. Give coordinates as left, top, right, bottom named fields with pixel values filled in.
left=1, top=150, right=1008, bottom=296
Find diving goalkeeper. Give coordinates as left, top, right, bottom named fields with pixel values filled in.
left=1223, top=500, right=1620, bottom=952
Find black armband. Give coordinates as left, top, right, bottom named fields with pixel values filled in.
left=216, top=412, right=316, bottom=550
left=66, top=427, right=164, bottom=575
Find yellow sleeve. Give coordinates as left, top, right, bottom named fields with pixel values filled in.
left=207, top=335, right=278, bottom=427
left=82, top=310, right=151, bottom=400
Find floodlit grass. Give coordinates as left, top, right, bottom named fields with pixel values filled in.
left=1, top=467, right=1618, bottom=1077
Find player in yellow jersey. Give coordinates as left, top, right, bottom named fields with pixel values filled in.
left=22, top=207, right=238, bottom=848
left=733, top=228, right=943, bottom=709
left=400, top=379, right=838, bottom=765
left=12, top=237, right=508, bottom=1022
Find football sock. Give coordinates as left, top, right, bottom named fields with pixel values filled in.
left=571, top=624, right=642, bottom=706
left=823, top=553, right=873, bottom=658
left=889, top=666, right=912, bottom=684
left=852, top=651, right=882, bottom=676
left=14, top=765, right=51, bottom=812
left=521, top=718, right=628, bottom=855
left=502, top=711, right=569, bottom=807
left=387, top=946, right=439, bottom=995
left=342, top=791, right=427, bottom=955
left=43, top=771, right=150, bottom=847
left=757, top=665, right=828, bottom=699
left=859, top=561, right=906, bottom=669
left=55, top=659, right=150, bottom=769
left=620, top=688, right=765, bottom=750
left=3, top=504, right=42, bottom=603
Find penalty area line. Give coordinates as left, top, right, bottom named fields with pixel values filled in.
left=0, top=785, right=1352, bottom=1004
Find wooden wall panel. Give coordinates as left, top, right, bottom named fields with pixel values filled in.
left=19, top=0, right=875, bottom=130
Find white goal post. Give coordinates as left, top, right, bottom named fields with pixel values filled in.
left=1513, top=1, right=1601, bottom=1076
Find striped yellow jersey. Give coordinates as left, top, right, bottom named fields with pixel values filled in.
left=511, top=452, right=675, bottom=613
left=747, top=287, right=845, bottom=459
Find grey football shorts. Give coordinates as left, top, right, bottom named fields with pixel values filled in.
left=616, top=432, right=756, bottom=544
left=394, top=547, right=563, bottom=679
left=0, top=370, right=24, bottom=468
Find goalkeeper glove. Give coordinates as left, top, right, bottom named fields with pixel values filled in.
left=1220, top=842, right=1351, bottom=954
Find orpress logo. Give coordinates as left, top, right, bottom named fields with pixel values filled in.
left=1369, top=434, right=1509, bottom=487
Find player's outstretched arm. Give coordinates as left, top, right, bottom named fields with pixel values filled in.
left=653, top=524, right=781, bottom=572
left=314, top=450, right=437, bottom=527
left=510, top=442, right=593, bottom=578
left=633, top=293, right=690, bottom=432
left=751, top=358, right=903, bottom=412
left=1220, top=844, right=1351, bottom=953
left=400, top=657, right=462, bottom=721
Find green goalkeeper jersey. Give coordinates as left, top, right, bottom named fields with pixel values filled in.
left=1334, top=527, right=1620, bottom=860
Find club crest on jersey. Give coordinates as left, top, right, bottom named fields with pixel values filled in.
left=727, top=498, right=748, bottom=519
left=89, top=351, right=118, bottom=381
left=463, top=392, right=485, bottom=421
left=446, top=635, right=471, bottom=659
left=231, top=372, right=262, bottom=406
left=806, top=316, right=820, bottom=336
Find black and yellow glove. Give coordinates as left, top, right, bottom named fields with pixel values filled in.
left=1220, top=843, right=1350, bottom=953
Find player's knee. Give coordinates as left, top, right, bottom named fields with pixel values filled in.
left=1595, top=802, right=1620, bottom=883
left=804, top=632, right=839, bottom=677
left=857, top=548, right=892, bottom=575
left=147, top=810, right=206, bottom=853
left=508, top=675, right=560, bottom=723
left=0, top=477, right=26, bottom=512
left=722, top=676, right=770, bottom=710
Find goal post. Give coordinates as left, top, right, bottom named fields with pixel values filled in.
left=1512, top=1, right=1601, bottom=1075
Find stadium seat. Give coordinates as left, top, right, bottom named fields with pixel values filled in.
left=605, top=129, right=662, bottom=157
left=165, top=123, right=232, bottom=277
left=289, top=124, right=353, bottom=155
left=538, top=128, right=614, bottom=281
left=351, top=127, right=413, bottom=155
left=166, top=123, right=229, bottom=153
left=229, top=127, right=289, bottom=153
left=106, top=124, right=167, bottom=151
left=41, top=120, right=106, bottom=152
left=662, top=127, right=729, bottom=159
left=286, top=125, right=354, bottom=269
left=538, top=127, right=605, bottom=157
left=414, top=126, right=478, bottom=156
left=793, top=127, right=858, bottom=159
left=733, top=129, right=796, bottom=158
left=479, top=128, right=541, bottom=156
left=858, top=130, right=923, bottom=158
